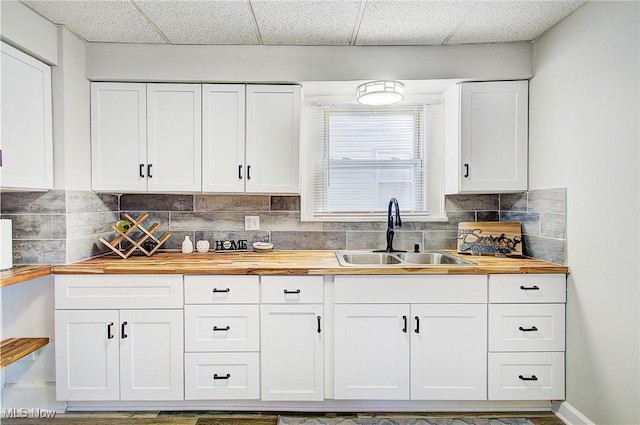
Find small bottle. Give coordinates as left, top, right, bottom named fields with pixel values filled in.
left=181, top=235, right=194, bottom=254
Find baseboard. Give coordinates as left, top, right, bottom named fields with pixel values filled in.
left=552, top=401, right=595, bottom=425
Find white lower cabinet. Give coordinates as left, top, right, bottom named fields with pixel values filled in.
left=54, top=275, right=184, bottom=402
left=55, top=308, right=184, bottom=401
left=260, top=276, right=324, bottom=401
left=333, top=275, right=488, bottom=401
left=487, top=274, right=566, bottom=400
left=183, top=275, right=260, bottom=400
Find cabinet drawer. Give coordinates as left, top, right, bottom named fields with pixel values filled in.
left=261, top=276, right=323, bottom=304
left=488, top=352, right=565, bottom=400
left=489, top=274, right=566, bottom=303
left=335, top=275, right=487, bottom=304
left=184, top=305, right=259, bottom=352
left=184, top=276, right=259, bottom=304
left=489, top=304, right=565, bottom=352
left=55, top=275, right=183, bottom=309
left=185, top=352, right=259, bottom=400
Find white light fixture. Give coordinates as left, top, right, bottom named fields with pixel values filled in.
left=356, top=80, right=404, bottom=106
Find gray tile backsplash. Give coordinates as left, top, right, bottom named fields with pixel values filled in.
left=1, top=188, right=567, bottom=265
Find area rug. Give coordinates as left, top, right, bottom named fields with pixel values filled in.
left=276, top=417, right=534, bottom=425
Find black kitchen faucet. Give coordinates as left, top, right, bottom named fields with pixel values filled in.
left=374, top=197, right=406, bottom=253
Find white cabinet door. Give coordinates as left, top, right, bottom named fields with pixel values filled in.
left=410, top=304, right=487, bottom=400
left=334, top=304, right=410, bottom=400
left=0, top=42, right=53, bottom=190
left=260, top=304, right=323, bottom=401
left=245, top=85, right=301, bottom=193
left=119, top=309, right=184, bottom=400
left=147, top=84, right=202, bottom=192
left=54, top=310, right=120, bottom=401
left=444, top=80, right=528, bottom=194
left=202, top=84, right=246, bottom=192
left=91, top=83, right=147, bottom=192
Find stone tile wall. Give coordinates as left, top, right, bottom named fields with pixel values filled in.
left=0, top=190, right=118, bottom=264
left=1, top=188, right=566, bottom=265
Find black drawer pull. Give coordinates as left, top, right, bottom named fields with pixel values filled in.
left=402, top=315, right=407, bottom=333
left=317, top=316, right=321, bottom=333
left=107, top=322, right=114, bottom=339
left=213, top=326, right=230, bottom=331
left=464, top=163, right=469, bottom=178
left=519, top=374, right=538, bottom=381
left=520, top=285, right=540, bottom=290
left=519, top=326, right=539, bottom=332
left=139, top=163, right=145, bottom=178
left=247, top=165, right=251, bottom=180
left=283, top=289, right=301, bottom=294
left=147, top=163, right=153, bottom=178
left=212, top=288, right=230, bottom=293
left=121, top=321, right=128, bottom=339
left=214, top=373, right=230, bottom=380
left=414, top=316, right=420, bottom=333
left=238, top=164, right=243, bottom=179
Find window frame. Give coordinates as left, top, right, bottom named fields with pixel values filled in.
left=301, top=95, right=446, bottom=222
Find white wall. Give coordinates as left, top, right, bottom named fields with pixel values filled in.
left=0, top=0, right=58, bottom=64
left=52, top=28, right=92, bottom=191
left=530, top=2, right=639, bottom=424
left=86, top=42, right=532, bottom=83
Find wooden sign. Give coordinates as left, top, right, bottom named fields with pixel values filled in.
left=214, top=239, right=248, bottom=252
left=457, top=221, right=523, bottom=257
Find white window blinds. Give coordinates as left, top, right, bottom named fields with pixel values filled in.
left=311, top=104, right=436, bottom=217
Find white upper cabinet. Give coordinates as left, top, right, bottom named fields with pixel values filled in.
left=0, top=42, right=53, bottom=190
left=91, top=83, right=202, bottom=192
left=245, top=85, right=301, bottom=193
left=91, top=83, right=147, bottom=192
left=202, top=84, right=246, bottom=192
left=444, top=80, right=528, bottom=194
left=203, top=84, right=301, bottom=194
left=146, top=84, right=202, bottom=192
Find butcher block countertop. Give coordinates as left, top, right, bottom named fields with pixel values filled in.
left=50, top=250, right=568, bottom=275
left=0, top=265, right=52, bottom=288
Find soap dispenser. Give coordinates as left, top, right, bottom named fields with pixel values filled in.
left=182, top=235, right=194, bottom=254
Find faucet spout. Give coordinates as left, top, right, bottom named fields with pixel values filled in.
left=375, top=197, right=406, bottom=253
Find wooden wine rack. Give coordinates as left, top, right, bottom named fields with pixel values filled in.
left=99, top=213, right=170, bottom=259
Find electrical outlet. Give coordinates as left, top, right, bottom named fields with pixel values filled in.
left=245, top=216, right=260, bottom=231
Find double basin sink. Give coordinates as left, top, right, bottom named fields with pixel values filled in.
left=335, top=250, right=475, bottom=267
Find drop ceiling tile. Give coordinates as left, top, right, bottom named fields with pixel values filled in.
left=21, top=0, right=166, bottom=44
left=251, top=0, right=361, bottom=46
left=447, top=0, right=585, bottom=45
left=135, top=0, right=259, bottom=45
left=356, top=0, right=475, bottom=46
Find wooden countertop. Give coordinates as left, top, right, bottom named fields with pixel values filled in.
left=50, top=250, right=568, bottom=275
left=0, top=265, right=52, bottom=288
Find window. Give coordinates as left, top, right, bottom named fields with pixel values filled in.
left=302, top=98, right=444, bottom=221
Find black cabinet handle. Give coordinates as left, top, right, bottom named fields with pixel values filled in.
left=214, top=373, right=230, bottom=380
left=212, top=288, right=230, bottom=293
left=317, top=316, right=321, bottom=333
left=519, top=375, right=538, bottom=381
left=247, top=165, right=251, bottom=180
left=464, top=163, right=469, bottom=178
left=414, top=316, right=420, bottom=333
left=121, top=321, right=128, bottom=339
left=139, top=164, right=145, bottom=178
left=213, top=326, right=230, bottom=331
left=519, top=326, right=539, bottom=332
left=238, top=165, right=243, bottom=179
left=147, top=164, right=153, bottom=178
left=520, top=285, right=540, bottom=290
left=283, top=289, right=301, bottom=294
left=402, top=315, right=408, bottom=333
left=107, top=322, right=114, bottom=339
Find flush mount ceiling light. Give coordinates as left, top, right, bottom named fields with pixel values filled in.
left=356, top=80, right=404, bottom=106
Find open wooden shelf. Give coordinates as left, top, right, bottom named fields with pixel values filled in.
left=1, top=337, right=50, bottom=368
left=99, top=212, right=170, bottom=259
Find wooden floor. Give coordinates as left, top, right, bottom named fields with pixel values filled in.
left=0, top=411, right=566, bottom=425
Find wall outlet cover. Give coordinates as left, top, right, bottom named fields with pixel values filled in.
left=245, top=216, right=260, bottom=230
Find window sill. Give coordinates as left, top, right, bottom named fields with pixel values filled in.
left=300, top=215, right=449, bottom=223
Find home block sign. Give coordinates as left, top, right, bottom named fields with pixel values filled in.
left=214, top=239, right=248, bottom=252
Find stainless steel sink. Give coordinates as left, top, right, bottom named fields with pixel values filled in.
left=335, top=250, right=474, bottom=267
